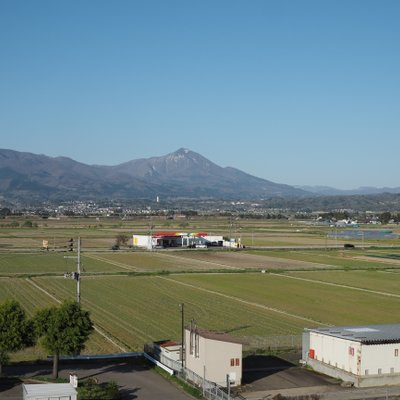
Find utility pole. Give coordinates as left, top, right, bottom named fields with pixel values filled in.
left=76, top=237, right=81, bottom=304
left=180, top=303, right=185, bottom=368
left=64, top=237, right=82, bottom=304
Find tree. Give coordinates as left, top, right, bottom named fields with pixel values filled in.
left=34, top=301, right=93, bottom=378
left=0, top=300, right=35, bottom=376
left=380, top=211, right=392, bottom=225
left=0, top=207, right=11, bottom=217
left=115, top=234, right=129, bottom=247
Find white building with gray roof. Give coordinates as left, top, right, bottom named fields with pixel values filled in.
left=302, top=323, right=400, bottom=387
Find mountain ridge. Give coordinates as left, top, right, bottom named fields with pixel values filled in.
left=0, top=148, right=309, bottom=202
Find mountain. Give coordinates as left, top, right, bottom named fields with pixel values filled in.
left=0, top=148, right=308, bottom=202
left=296, top=185, right=400, bottom=196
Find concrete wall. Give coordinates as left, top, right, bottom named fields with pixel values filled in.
left=307, top=358, right=400, bottom=387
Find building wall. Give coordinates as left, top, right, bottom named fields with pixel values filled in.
left=304, top=331, right=400, bottom=387
left=185, top=330, right=242, bottom=387
left=361, top=343, right=400, bottom=375
left=132, top=235, right=152, bottom=248
left=309, top=332, right=361, bottom=374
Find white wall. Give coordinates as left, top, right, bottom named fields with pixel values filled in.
left=361, top=343, right=400, bottom=375
left=185, top=330, right=242, bottom=387
left=309, top=332, right=361, bottom=374
left=132, top=235, right=153, bottom=248
left=309, top=332, right=400, bottom=377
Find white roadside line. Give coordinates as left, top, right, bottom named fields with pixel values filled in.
left=159, top=276, right=330, bottom=326
left=270, top=273, right=400, bottom=298
left=25, top=278, right=128, bottom=352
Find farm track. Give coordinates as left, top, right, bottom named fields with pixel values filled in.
left=274, top=273, right=400, bottom=298
left=25, top=278, right=128, bottom=352
left=159, top=276, right=331, bottom=327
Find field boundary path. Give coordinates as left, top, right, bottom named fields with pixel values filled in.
left=273, top=273, right=400, bottom=298
left=85, top=253, right=141, bottom=271
left=25, top=278, right=128, bottom=352
left=160, top=276, right=331, bottom=326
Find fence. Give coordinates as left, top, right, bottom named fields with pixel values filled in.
left=144, top=336, right=302, bottom=400
left=144, top=343, right=233, bottom=400
left=178, top=367, right=232, bottom=400
left=144, top=343, right=183, bottom=372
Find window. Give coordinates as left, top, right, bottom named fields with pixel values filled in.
left=230, top=358, right=235, bottom=367
left=395, top=349, right=399, bottom=357
left=235, top=358, right=240, bottom=366
left=190, top=330, right=193, bottom=355
left=195, top=331, right=199, bottom=358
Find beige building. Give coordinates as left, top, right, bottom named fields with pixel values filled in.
left=185, top=326, right=242, bottom=387
left=302, top=324, right=400, bottom=387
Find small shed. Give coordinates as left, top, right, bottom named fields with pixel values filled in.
left=154, top=340, right=182, bottom=362
left=22, top=383, right=77, bottom=400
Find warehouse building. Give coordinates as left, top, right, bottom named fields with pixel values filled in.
left=302, top=323, right=400, bottom=387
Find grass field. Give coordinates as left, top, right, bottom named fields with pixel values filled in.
left=1, top=216, right=400, bottom=360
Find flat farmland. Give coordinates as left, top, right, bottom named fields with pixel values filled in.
left=0, top=252, right=126, bottom=274
left=29, top=275, right=309, bottom=351
left=4, top=268, right=398, bottom=354
left=85, top=251, right=235, bottom=272
left=250, top=248, right=400, bottom=270
left=167, top=250, right=337, bottom=271
left=169, top=272, right=400, bottom=327
left=285, top=269, right=400, bottom=295
left=0, top=277, right=120, bottom=359
left=2, top=217, right=400, bottom=362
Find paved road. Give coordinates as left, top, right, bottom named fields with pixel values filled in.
left=0, top=359, right=192, bottom=400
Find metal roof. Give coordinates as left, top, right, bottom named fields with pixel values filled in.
left=185, top=327, right=243, bottom=345
left=23, top=383, right=77, bottom=396
left=306, top=323, right=400, bottom=345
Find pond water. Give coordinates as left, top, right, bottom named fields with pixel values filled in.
left=328, top=229, right=399, bottom=239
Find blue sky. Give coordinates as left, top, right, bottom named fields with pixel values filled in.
left=1, top=0, right=399, bottom=189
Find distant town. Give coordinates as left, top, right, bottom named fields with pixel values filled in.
left=1, top=198, right=400, bottom=226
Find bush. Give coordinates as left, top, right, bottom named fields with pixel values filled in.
left=77, top=378, right=121, bottom=400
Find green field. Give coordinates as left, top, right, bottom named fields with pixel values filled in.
left=1, top=216, right=400, bottom=360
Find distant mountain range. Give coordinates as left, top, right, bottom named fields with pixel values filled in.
left=295, top=185, right=400, bottom=196
left=1, top=148, right=399, bottom=205
left=0, top=148, right=308, bottom=202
